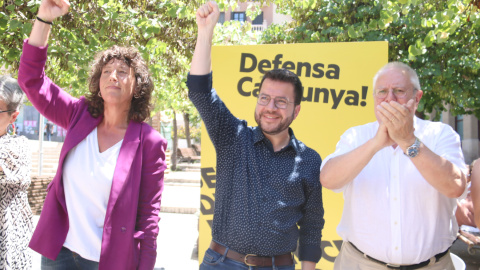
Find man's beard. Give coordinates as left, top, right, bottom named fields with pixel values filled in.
left=255, top=110, right=295, bottom=135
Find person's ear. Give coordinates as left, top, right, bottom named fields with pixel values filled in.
left=293, top=104, right=301, bottom=120
left=9, top=111, right=19, bottom=124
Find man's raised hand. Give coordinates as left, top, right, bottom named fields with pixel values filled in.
left=196, top=1, right=220, bottom=32
left=376, top=99, right=416, bottom=148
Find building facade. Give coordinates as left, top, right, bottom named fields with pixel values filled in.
left=441, top=107, right=480, bottom=164
left=218, top=2, right=292, bottom=31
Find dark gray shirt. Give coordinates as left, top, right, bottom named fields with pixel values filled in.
left=187, top=73, right=324, bottom=262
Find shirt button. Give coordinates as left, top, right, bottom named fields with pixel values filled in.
left=394, top=221, right=398, bottom=225
left=394, top=197, right=397, bottom=201
left=121, top=227, right=127, bottom=232
left=395, top=246, right=398, bottom=250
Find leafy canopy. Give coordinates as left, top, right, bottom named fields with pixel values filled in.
left=262, top=0, right=480, bottom=119
left=3, top=0, right=478, bottom=120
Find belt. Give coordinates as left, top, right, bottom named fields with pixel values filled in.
left=349, top=242, right=449, bottom=270
left=210, top=241, right=293, bottom=267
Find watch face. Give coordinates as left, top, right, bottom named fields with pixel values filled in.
left=407, top=147, right=419, bottom=157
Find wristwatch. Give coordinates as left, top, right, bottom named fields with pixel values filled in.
left=405, top=137, right=421, bottom=158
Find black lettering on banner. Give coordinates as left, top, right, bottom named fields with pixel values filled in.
left=237, top=77, right=261, bottom=98
left=282, top=61, right=295, bottom=72
left=301, top=87, right=369, bottom=109
left=239, top=53, right=339, bottom=79
left=360, top=86, right=368, bottom=107
left=240, top=53, right=257, bottom=72
left=321, top=240, right=343, bottom=262
left=237, top=77, right=253, bottom=97
left=201, top=167, right=217, bottom=229
left=312, top=63, right=325, bottom=78
left=292, top=240, right=342, bottom=262
left=237, top=53, right=369, bottom=109
left=331, top=89, right=345, bottom=110
left=201, top=167, right=216, bottom=189
left=252, top=85, right=260, bottom=97
left=258, top=59, right=271, bottom=73
left=345, top=90, right=359, bottom=106
left=326, top=64, right=340, bottom=79
left=272, top=54, right=283, bottom=70
left=201, top=194, right=215, bottom=216
left=313, top=88, right=329, bottom=103
left=297, top=62, right=314, bottom=77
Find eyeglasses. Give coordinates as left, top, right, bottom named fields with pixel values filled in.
left=0, top=110, right=14, bottom=114
left=257, top=94, right=294, bottom=109
left=375, top=88, right=409, bottom=99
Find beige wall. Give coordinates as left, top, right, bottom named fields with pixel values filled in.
left=462, top=114, right=480, bottom=164
left=223, top=2, right=290, bottom=26
left=272, top=4, right=293, bottom=24
left=442, top=104, right=456, bottom=129
left=441, top=105, right=479, bottom=164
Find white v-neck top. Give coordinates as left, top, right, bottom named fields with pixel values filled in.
left=63, top=127, right=123, bottom=261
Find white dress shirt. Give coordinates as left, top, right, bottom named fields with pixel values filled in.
left=321, top=117, right=467, bottom=264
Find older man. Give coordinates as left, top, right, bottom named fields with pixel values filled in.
left=320, top=62, right=467, bottom=269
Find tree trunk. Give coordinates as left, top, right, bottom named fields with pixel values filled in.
left=171, top=110, right=178, bottom=171
left=183, top=112, right=192, bottom=148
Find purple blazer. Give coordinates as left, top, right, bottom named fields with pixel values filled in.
left=18, top=40, right=167, bottom=270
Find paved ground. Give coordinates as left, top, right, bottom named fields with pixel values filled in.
left=451, top=239, right=480, bottom=270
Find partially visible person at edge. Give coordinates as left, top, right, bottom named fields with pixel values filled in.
left=456, top=159, right=478, bottom=228
left=320, top=62, right=467, bottom=270
left=188, top=2, right=324, bottom=270
left=471, top=159, right=480, bottom=229
left=17, top=0, right=167, bottom=269
left=0, top=76, right=32, bottom=269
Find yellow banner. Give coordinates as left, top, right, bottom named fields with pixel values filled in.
left=199, top=41, right=388, bottom=269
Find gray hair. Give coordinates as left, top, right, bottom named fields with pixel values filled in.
left=372, top=62, right=421, bottom=94
left=0, top=75, right=25, bottom=114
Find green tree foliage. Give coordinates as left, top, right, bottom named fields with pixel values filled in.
left=1, top=0, right=263, bottom=124
left=263, top=0, right=480, bottom=119
left=0, top=0, right=203, bottom=113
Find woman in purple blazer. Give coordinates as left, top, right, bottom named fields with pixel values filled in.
left=17, top=0, right=167, bottom=269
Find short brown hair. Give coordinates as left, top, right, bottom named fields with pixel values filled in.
left=86, top=46, right=153, bottom=122
left=258, top=69, right=303, bottom=105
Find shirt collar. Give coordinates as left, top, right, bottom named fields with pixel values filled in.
left=253, top=127, right=299, bottom=153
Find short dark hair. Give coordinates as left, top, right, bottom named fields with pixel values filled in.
left=86, top=46, right=153, bottom=122
left=258, top=69, right=303, bottom=105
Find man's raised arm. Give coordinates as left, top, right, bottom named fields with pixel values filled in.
left=190, top=1, right=220, bottom=76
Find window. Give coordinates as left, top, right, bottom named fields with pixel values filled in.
left=218, top=12, right=225, bottom=24
left=252, top=12, right=264, bottom=25
left=455, top=115, right=464, bottom=141
left=232, top=12, right=246, bottom=22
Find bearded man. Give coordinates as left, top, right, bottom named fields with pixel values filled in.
left=187, top=2, right=324, bottom=269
